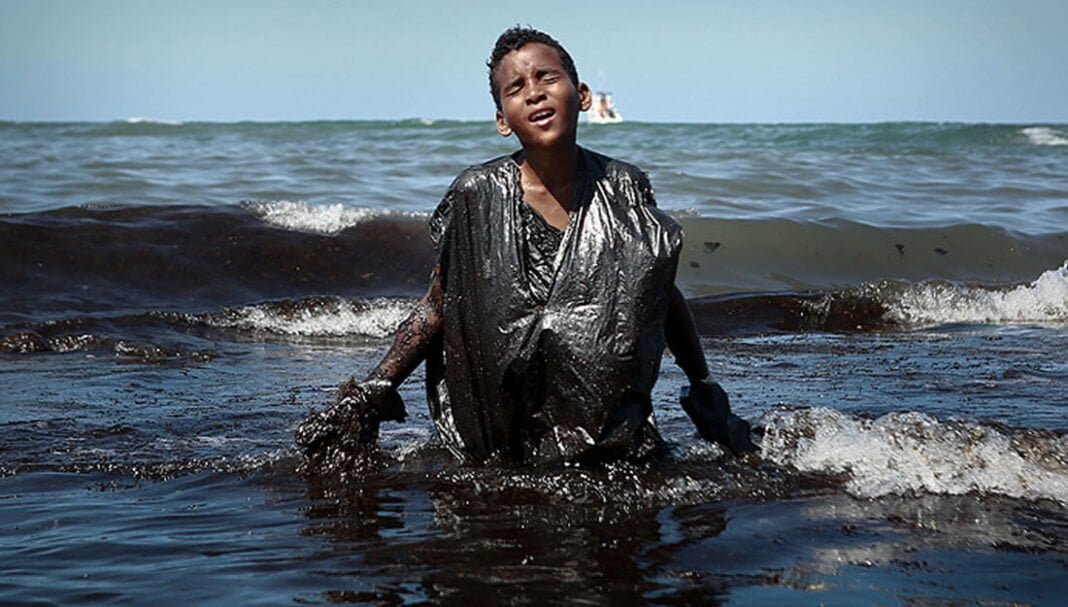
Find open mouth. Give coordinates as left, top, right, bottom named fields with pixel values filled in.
left=529, top=109, right=555, bottom=123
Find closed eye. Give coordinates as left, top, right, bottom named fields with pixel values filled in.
left=538, top=69, right=561, bottom=83
left=504, top=79, right=524, bottom=96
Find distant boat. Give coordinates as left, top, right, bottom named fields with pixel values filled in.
left=587, top=91, right=623, bottom=124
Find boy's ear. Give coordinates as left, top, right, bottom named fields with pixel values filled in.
left=578, top=82, right=593, bottom=112
left=495, top=110, right=512, bottom=137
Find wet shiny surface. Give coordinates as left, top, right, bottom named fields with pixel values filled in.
left=2, top=120, right=1066, bottom=603
left=2, top=325, right=1066, bottom=604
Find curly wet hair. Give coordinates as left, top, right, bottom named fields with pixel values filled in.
left=487, top=26, right=580, bottom=110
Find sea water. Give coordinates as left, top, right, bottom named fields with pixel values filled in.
left=1, top=119, right=1066, bottom=605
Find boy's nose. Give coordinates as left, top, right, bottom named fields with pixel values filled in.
left=525, top=82, right=547, bottom=103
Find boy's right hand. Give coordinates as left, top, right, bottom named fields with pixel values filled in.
left=294, top=377, right=406, bottom=474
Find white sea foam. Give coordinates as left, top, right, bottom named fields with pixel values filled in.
left=886, top=261, right=1068, bottom=326
left=242, top=200, right=422, bottom=235
left=209, top=298, right=413, bottom=338
left=242, top=200, right=374, bottom=235
left=1022, top=126, right=1068, bottom=146
left=125, top=117, right=183, bottom=126
left=762, top=406, right=1068, bottom=504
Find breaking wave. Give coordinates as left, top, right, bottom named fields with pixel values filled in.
left=1022, top=126, right=1068, bottom=146
left=192, top=296, right=415, bottom=338
left=886, top=261, right=1068, bottom=326
left=4, top=260, right=1066, bottom=362
left=0, top=296, right=417, bottom=360
left=242, top=200, right=422, bottom=235
left=762, top=406, right=1068, bottom=504
left=686, top=260, right=1068, bottom=334
left=125, top=117, right=183, bottom=126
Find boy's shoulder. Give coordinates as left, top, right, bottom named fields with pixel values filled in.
left=447, top=154, right=516, bottom=194
left=445, top=148, right=652, bottom=196
left=584, top=148, right=647, bottom=184
left=582, top=148, right=656, bottom=205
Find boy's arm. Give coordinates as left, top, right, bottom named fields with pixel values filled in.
left=366, top=268, right=445, bottom=388
left=665, top=284, right=758, bottom=455
left=664, top=284, right=709, bottom=382
left=293, top=271, right=444, bottom=461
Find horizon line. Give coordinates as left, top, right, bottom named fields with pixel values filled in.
left=4, top=117, right=1067, bottom=127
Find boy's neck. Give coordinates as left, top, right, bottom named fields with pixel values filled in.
left=518, top=142, right=580, bottom=193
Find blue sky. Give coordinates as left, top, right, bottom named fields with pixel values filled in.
left=2, top=0, right=1066, bottom=123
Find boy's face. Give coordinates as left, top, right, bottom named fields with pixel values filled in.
left=493, top=43, right=592, bottom=149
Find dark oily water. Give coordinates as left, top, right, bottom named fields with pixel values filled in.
left=2, top=120, right=1067, bottom=604
left=3, top=470, right=1065, bottom=605
left=2, top=323, right=1067, bottom=604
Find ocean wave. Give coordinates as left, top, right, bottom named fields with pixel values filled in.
left=394, top=117, right=437, bottom=127
left=0, top=297, right=414, bottom=361
left=2, top=205, right=1065, bottom=332
left=194, top=296, right=414, bottom=338
left=6, top=264, right=1062, bottom=364
left=0, top=323, right=216, bottom=363
left=687, top=260, right=1068, bottom=335
left=125, top=117, right=183, bottom=126
left=675, top=218, right=1067, bottom=296
left=886, top=260, right=1068, bottom=326
left=761, top=406, right=1068, bottom=504
left=0, top=204, right=435, bottom=319
left=242, top=200, right=424, bottom=235
left=1022, top=126, right=1068, bottom=146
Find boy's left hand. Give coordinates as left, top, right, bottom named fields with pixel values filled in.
left=680, top=379, right=758, bottom=456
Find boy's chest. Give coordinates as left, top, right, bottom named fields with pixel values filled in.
left=519, top=185, right=573, bottom=232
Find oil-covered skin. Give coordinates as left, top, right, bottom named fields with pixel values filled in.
left=294, top=377, right=406, bottom=476
left=679, top=379, right=757, bottom=456
left=295, top=270, right=445, bottom=476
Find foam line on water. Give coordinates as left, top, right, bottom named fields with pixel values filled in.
left=887, top=260, right=1068, bottom=326
left=125, top=117, right=183, bottom=126
left=761, top=406, right=1068, bottom=504
left=204, top=297, right=414, bottom=338
left=1021, top=126, right=1068, bottom=146
left=242, top=200, right=424, bottom=235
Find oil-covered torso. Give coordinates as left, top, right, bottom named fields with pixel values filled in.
left=427, top=148, right=682, bottom=464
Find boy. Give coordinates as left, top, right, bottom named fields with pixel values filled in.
left=297, top=27, right=754, bottom=470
